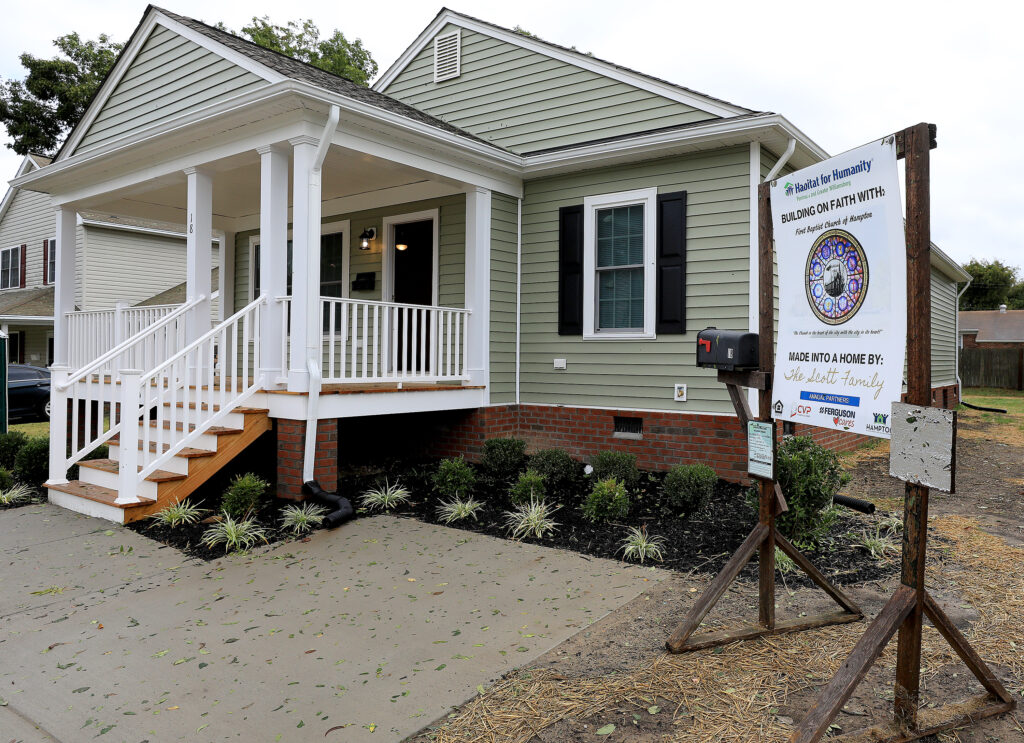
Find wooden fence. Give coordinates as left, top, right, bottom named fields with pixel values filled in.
left=959, top=347, right=1024, bottom=389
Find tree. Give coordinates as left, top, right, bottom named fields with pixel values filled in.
left=959, top=259, right=1019, bottom=311
left=237, top=17, right=377, bottom=86
left=1007, top=281, right=1024, bottom=311
left=0, top=33, right=123, bottom=156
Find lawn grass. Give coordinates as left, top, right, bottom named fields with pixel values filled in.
left=9, top=420, right=50, bottom=438
left=961, top=387, right=1024, bottom=416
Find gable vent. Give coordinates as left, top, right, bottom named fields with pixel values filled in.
left=433, top=30, right=461, bottom=83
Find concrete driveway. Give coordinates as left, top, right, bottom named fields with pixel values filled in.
left=0, top=504, right=659, bottom=742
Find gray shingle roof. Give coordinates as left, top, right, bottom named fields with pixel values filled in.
left=135, top=267, right=218, bottom=307
left=0, top=286, right=54, bottom=318
left=960, top=309, right=1024, bottom=343
left=153, top=7, right=503, bottom=151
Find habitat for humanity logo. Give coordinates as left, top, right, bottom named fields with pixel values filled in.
left=784, top=182, right=795, bottom=196
left=786, top=159, right=874, bottom=195
left=866, top=412, right=891, bottom=435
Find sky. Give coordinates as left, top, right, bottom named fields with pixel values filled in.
left=1, top=0, right=1021, bottom=272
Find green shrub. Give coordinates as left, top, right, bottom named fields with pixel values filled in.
left=752, top=436, right=850, bottom=548
left=14, top=437, right=49, bottom=487
left=582, top=477, right=630, bottom=523
left=590, top=451, right=640, bottom=491
left=528, top=449, right=584, bottom=500
left=481, top=438, right=527, bottom=482
left=0, top=431, right=28, bottom=469
left=0, top=466, right=13, bottom=492
left=662, top=463, right=717, bottom=516
left=433, top=457, right=477, bottom=499
left=221, top=473, right=269, bottom=519
left=200, top=513, right=269, bottom=553
left=509, top=469, right=546, bottom=505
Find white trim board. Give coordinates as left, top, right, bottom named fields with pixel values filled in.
left=381, top=208, right=440, bottom=306
left=373, top=9, right=750, bottom=118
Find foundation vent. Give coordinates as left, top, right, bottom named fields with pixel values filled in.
left=613, top=416, right=643, bottom=438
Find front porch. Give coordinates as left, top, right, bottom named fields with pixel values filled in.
left=39, top=102, right=509, bottom=520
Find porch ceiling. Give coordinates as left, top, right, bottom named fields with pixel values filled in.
left=76, top=145, right=462, bottom=228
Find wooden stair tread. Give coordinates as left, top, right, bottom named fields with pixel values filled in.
left=77, top=458, right=187, bottom=483
left=162, top=402, right=269, bottom=414
left=145, top=421, right=243, bottom=436
left=109, top=435, right=216, bottom=458
left=47, top=480, right=151, bottom=509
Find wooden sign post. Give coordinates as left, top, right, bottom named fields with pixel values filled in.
left=665, top=182, right=863, bottom=655
left=790, top=123, right=1015, bottom=743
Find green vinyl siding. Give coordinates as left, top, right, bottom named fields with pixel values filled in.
left=233, top=195, right=466, bottom=312
left=931, top=267, right=958, bottom=388
left=520, top=147, right=751, bottom=413
left=383, top=24, right=719, bottom=154
left=75, top=23, right=267, bottom=154
left=490, top=193, right=518, bottom=403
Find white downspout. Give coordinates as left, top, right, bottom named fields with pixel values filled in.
left=515, top=197, right=522, bottom=405
left=303, top=105, right=340, bottom=484
left=955, top=276, right=972, bottom=403
left=764, top=138, right=797, bottom=183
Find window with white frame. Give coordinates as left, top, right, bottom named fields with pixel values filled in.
left=0, top=246, right=20, bottom=290
left=582, top=188, right=657, bottom=339
left=47, top=237, right=56, bottom=285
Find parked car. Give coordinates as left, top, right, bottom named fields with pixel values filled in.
left=7, top=364, right=51, bottom=421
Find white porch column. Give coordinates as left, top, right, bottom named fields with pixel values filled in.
left=464, top=187, right=491, bottom=391
left=184, top=166, right=213, bottom=341
left=258, top=145, right=288, bottom=385
left=53, top=206, right=77, bottom=367
left=287, top=136, right=322, bottom=391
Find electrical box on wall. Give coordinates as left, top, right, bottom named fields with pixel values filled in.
left=674, top=384, right=687, bottom=402
left=553, top=358, right=567, bottom=370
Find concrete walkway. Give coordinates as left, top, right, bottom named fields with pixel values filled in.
left=0, top=504, right=660, bottom=742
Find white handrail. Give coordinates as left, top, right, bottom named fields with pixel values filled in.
left=127, top=295, right=266, bottom=489
left=59, top=297, right=202, bottom=390
left=320, top=296, right=470, bottom=384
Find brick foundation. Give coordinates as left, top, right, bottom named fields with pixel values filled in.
left=276, top=418, right=338, bottom=499
left=324, top=383, right=962, bottom=486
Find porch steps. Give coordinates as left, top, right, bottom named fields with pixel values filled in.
left=47, top=407, right=272, bottom=524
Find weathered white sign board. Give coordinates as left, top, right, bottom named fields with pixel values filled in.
left=888, top=402, right=956, bottom=493
left=747, top=421, right=775, bottom=480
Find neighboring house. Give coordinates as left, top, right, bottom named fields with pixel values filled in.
left=0, top=154, right=222, bottom=368
left=10, top=6, right=969, bottom=523
left=960, top=306, right=1024, bottom=349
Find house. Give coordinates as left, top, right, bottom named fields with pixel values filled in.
left=0, top=153, right=223, bottom=370
left=9, top=6, right=969, bottom=523
left=960, top=306, right=1024, bottom=349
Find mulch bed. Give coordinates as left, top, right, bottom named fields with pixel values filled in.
left=339, top=462, right=893, bottom=586
left=124, top=499, right=321, bottom=561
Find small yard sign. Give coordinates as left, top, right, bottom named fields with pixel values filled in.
left=888, top=402, right=956, bottom=493
left=747, top=420, right=774, bottom=479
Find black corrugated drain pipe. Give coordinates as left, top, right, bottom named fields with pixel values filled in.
left=302, top=481, right=355, bottom=528
left=833, top=493, right=875, bottom=515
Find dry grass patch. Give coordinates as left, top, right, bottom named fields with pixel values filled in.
left=424, top=515, right=1023, bottom=743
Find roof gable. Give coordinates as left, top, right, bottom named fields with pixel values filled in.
left=68, top=15, right=271, bottom=157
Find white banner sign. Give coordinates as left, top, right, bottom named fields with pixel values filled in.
left=770, top=138, right=906, bottom=439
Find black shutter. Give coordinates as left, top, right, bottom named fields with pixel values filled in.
left=558, top=204, right=584, bottom=335
left=42, top=239, right=49, bottom=284
left=655, top=191, right=687, bottom=334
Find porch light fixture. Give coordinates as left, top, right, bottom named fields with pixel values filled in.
left=358, top=227, right=376, bottom=249
left=395, top=243, right=409, bottom=251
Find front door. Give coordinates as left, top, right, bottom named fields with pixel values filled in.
left=392, top=219, right=434, bottom=373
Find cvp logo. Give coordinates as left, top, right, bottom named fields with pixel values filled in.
left=873, top=413, right=889, bottom=425
left=790, top=404, right=812, bottom=418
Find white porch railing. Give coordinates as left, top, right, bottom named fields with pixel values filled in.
left=66, top=303, right=181, bottom=369
left=50, top=297, right=202, bottom=482
left=319, top=297, right=470, bottom=384
left=124, top=296, right=264, bottom=495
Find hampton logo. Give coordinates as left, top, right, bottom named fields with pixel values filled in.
left=866, top=412, right=891, bottom=434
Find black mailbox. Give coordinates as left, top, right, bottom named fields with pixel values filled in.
left=696, top=327, right=759, bottom=371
